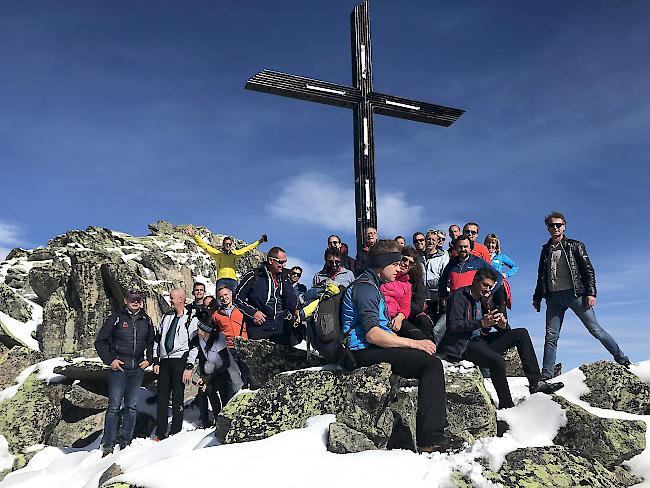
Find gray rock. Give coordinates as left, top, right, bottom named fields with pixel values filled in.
left=233, top=338, right=325, bottom=388
left=580, top=360, right=650, bottom=415
left=4, top=268, right=27, bottom=289
left=42, top=287, right=78, bottom=357
left=0, top=283, right=32, bottom=322
left=503, top=348, right=561, bottom=378
left=214, top=391, right=257, bottom=443
left=5, top=248, right=30, bottom=260
left=48, top=410, right=104, bottom=448
left=52, top=361, right=156, bottom=394
left=28, top=262, right=68, bottom=304
left=327, top=422, right=378, bottom=454
left=483, top=445, right=641, bottom=487
left=64, top=383, right=109, bottom=410
left=98, top=463, right=123, bottom=487
left=27, top=248, right=55, bottom=261
left=0, top=346, right=45, bottom=391
left=444, top=364, right=496, bottom=442
left=552, top=395, right=646, bottom=468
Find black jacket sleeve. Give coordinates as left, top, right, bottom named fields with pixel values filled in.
left=438, top=262, right=452, bottom=301
left=533, top=246, right=546, bottom=302
left=234, top=271, right=259, bottom=319
left=573, top=240, right=597, bottom=297
left=94, top=314, right=118, bottom=365
left=446, top=291, right=483, bottom=335
left=410, top=277, right=426, bottom=317
left=213, top=347, right=231, bottom=375
left=144, top=316, right=155, bottom=363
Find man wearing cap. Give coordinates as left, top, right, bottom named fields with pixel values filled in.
left=341, top=240, right=456, bottom=454
left=95, top=290, right=155, bottom=456
left=152, top=288, right=200, bottom=440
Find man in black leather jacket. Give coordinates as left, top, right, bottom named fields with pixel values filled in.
left=533, top=212, right=630, bottom=379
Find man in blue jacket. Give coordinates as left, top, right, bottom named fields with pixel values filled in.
left=95, top=290, right=154, bottom=456
left=342, top=240, right=455, bottom=454
left=234, top=246, right=299, bottom=346
left=438, top=268, right=563, bottom=409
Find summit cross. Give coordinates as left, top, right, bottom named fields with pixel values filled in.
left=245, top=0, right=464, bottom=250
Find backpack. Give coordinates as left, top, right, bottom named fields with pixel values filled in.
left=306, top=277, right=374, bottom=368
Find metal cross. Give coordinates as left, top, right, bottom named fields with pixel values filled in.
left=245, top=0, right=464, bottom=250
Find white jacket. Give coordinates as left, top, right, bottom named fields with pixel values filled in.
left=154, top=311, right=199, bottom=363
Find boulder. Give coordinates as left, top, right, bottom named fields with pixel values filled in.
left=0, top=346, right=45, bottom=391
left=4, top=268, right=27, bottom=290
left=41, top=287, right=78, bottom=357
left=580, top=360, right=650, bottom=414
left=552, top=395, right=646, bottom=468
left=327, top=422, right=378, bottom=454
left=444, top=363, right=496, bottom=442
left=28, top=262, right=68, bottom=304
left=47, top=410, right=104, bottom=448
left=483, top=445, right=641, bottom=487
left=0, top=283, right=32, bottom=323
left=52, top=361, right=156, bottom=395
left=214, top=391, right=257, bottom=443
left=5, top=248, right=30, bottom=260
left=98, top=463, right=123, bottom=488
left=0, top=374, right=69, bottom=457
left=27, top=248, right=55, bottom=262
left=233, top=338, right=325, bottom=388
left=503, top=348, right=561, bottom=377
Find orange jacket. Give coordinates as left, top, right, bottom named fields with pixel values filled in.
left=211, top=307, right=247, bottom=348
left=450, top=242, right=491, bottom=263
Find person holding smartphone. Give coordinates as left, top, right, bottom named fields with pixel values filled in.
left=437, top=268, right=563, bottom=409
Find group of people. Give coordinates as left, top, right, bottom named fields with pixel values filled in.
left=94, top=212, right=631, bottom=455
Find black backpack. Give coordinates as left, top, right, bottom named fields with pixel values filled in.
left=306, top=277, right=374, bottom=368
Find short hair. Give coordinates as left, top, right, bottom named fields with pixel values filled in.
left=412, top=231, right=425, bottom=241
left=394, top=235, right=405, bottom=241
left=370, top=239, right=401, bottom=256
left=544, top=212, right=566, bottom=226
left=223, top=236, right=234, bottom=243
left=449, top=225, right=460, bottom=232
left=474, top=267, right=498, bottom=283
left=434, top=229, right=446, bottom=239
left=328, top=234, right=341, bottom=242
left=268, top=246, right=285, bottom=258
left=290, top=265, right=303, bottom=273
left=193, top=282, right=205, bottom=291
left=216, top=286, right=232, bottom=294
left=425, top=230, right=438, bottom=239
left=324, top=247, right=342, bottom=260
left=463, top=222, right=480, bottom=231
left=484, top=233, right=501, bottom=254
left=454, top=234, right=471, bottom=247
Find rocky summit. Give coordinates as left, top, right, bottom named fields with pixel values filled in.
left=0, top=223, right=648, bottom=487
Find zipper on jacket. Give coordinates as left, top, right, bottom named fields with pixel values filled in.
left=132, top=315, right=137, bottom=369
left=558, top=240, right=579, bottom=297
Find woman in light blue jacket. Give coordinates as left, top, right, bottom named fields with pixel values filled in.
left=484, top=234, right=519, bottom=278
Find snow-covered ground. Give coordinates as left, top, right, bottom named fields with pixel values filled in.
left=0, top=361, right=649, bottom=488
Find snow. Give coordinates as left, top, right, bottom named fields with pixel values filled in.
left=631, top=360, right=650, bottom=386
left=0, top=435, right=15, bottom=472
left=1, top=364, right=649, bottom=487
left=0, top=311, right=38, bottom=351
left=0, top=358, right=69, bottom=402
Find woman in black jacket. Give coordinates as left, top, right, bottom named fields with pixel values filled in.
left=401, top=246, right=435, bottom=340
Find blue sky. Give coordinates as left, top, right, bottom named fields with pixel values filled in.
left=1, top=1, right=649, bottom=370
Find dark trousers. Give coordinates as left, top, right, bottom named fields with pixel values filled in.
left=352, top=347, right=447, bottom=447
left=397, top=319, right=428, bottom=340
left=102, top=367, right=144, bottom=447
left=196, top=372, right=229, bottom=424
left=464, top=328, right=541, bottom=409
left=156, top=358, right=187, bottom=438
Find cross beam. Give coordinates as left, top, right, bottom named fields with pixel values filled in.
left=245, top=1, right=464, bottom=250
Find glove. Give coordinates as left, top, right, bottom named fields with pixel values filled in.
left=261, top=234, right=268, bottom=243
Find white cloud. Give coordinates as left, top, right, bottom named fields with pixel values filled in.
left=0, top=222, right=23, bottom=261
left=285, top=256, right=320, bottom=290
left=269, top=172, right=424, bottom=237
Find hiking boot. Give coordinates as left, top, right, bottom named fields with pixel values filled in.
left=616, top=357, right=631, bottom=368
left=118, top=440, right=130, bottom=450
left=418, top=434, right=466, bottom=455
left=530, top=381, right=564, bottom=395
left=101, top=444, right=115, bottom=457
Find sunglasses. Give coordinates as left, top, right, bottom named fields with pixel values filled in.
left=290, top=271, right=301, bottom=277
left=547, top=223, right=563, bottom=229
left=414, top=238, right=425, bottom=242
left=401, top=257, right=415, bottom=267
left=465, top=230, right=478, bottom=235
left=327, top=259, right=341, bottom=265
left=269, top=257, right=287, bottom=265
left=328, top=241, right=340, bottom=245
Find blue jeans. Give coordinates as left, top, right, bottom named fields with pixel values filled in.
left=216, top=278, right=238, bottom=293
left=542, top=290, right=628, bottom=378
left=102, top=367, right=144, bottom=447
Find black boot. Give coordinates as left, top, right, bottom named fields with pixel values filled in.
left=529, top=381, right=564, bottom=395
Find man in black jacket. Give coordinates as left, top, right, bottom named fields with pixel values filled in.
left=438, top=269, right=563, bottom=409
left=354, top=227, right=378, bottom=276
left=533, top=212, right=630, bottom=379
left=234, top=246, right=299, bottom=346
left=95, top=290, right=154, bottom=455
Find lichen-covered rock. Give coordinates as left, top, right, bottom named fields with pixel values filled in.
left=0, top=283, right=32, bottom=323
left=233, top=338, right=325, bottom=388
left=223, top=369, right=337, bottom=444
left=98, top=463, right=123, bottom=488
left=483, top=445, right=639, bottom=487
left=327, top=422, right=378, bottom=453
left=52, top=361, right=155, bottom=395
left=28, top=262, right=68, bottom=304
left=41, top=287, right=78, bottom=357
left=48, top=410, right=104, bottom=448
left=580, top=360, right=650, bottom=415
left=444, top=362, right=496, bottom=442
left=0, top=346, right=44, bottom=391
left=552, top=395, right=645, bottom=468
left=385, top=387, right=417, bottom=451
left=0, top=374, right=69, bottom=455
left=63, top=384, right=109, bottom=410
left=214, top=391, right=257, bottom=443
left=4, top=268, right=27, bottom=290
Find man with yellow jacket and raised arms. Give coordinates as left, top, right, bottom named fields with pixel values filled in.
left=185, top=225, right=267, bottom=292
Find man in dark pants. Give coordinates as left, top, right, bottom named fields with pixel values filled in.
left=153, top=288, right=199, bottom=440
left=95, top=290, right=154, bottom=456
left=438, top=268, right=564, bottom=409
left=341, top=239, right=455, bottom=454
left=534, top=211, right=630, bottom=379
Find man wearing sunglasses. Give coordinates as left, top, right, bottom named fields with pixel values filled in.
left=328, top=234, right=356, bottom=272
left=533, top=212, right=630, bottom=378
left=289, top=266, right=307, bottom=295
left=234, top=246, right=299, bottom=346
left=313, top=248, right=355, bottom=288
left=461, top=222, right=491, bottom=263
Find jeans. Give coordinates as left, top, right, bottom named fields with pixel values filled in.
left=102, top=367, right=145, bottom=448
left=542, top=290, right=628, bottom=378
left=216, top=278, right=238, bottom=293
